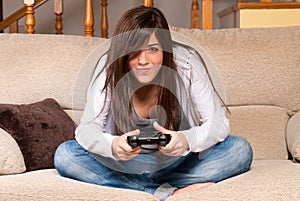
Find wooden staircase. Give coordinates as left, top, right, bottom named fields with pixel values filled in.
left=218, top=0, right=300, bottom=29
left=1, top=0, right=215, bottom=38
left=4, top=1, right=298, bottom=37
left=0, top=0, right=71, bottom=34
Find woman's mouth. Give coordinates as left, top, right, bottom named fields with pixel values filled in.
left=136, top=67, right=151, bottom=74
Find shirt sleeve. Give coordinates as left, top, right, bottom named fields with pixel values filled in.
left=179, top=49, right=230, bottom=153
left=75, top=55, right=118, bottom=159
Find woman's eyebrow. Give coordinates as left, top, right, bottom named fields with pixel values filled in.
left=146, top=43, right=161, bottom=47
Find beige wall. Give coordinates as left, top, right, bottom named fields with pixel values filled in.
left=3, top=0, right=236, bottom=36
left=239, top=9, right=300, bottom=28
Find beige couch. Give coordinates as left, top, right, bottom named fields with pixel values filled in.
left=0, top=26, right=300, bottom=201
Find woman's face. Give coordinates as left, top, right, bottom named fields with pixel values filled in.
left=128, top=33, right=163, bottom=84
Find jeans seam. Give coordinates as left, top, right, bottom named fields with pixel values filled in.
left=118, top=174, right=155, bottom=194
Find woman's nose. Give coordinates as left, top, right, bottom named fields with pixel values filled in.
left=138, top=50, right=149, bottom=66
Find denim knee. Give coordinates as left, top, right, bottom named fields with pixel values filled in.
left=54, top=140, right=76, bottom=175
left=231, top=135, right=253, bottom=171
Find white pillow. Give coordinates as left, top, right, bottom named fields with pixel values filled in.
left=287, top=111, right=300, bottom=162
left=0, top=128, right=26, bottom=175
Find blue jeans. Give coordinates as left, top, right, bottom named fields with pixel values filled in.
left=54, top=135, right=253, bottom=201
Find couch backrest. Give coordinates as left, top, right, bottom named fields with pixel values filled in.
left=172, top=26, right=300, bottom=111
left=1, top=27, right=299, bottom=160
left=0, top=34, right=108, bottom=123
left=172, top=26, right=300, bottom=160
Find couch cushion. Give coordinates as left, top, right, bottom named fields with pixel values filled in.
left=0, top=98, right=75, bottom=171
left=171, top=26, right=300, bottom=111
left=287, top=111, right=300, bottom=162
left=64, top=110, right=83, bottom=126
left=0, top=128, right=26, bottom=175
left=171, top=30, right=226, bottom=102
left=166, top=160, right=300, bottom=201
left=72, top=36, right=111, bottom=111
left=0, top=34, right=107, bottom=111
left=0, top=169, right=158, bottom=201
left=227, top=105, right=289, bottom=160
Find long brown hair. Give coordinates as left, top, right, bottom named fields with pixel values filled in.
left=100, top=6, right=181, bottom=135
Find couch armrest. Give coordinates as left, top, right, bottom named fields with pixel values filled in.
left=0, top=128, right=26, bottom=174
left=287, top=111, right=300, bottom=162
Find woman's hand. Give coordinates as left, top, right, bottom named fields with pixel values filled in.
left=112, top=129, right=142, bottom=161
left=153, top=122, right=189, bottom=156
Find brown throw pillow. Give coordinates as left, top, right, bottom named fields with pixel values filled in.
left=0, top=98, right=75, bottom=171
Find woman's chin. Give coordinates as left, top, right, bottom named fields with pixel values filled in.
left=134, top=77, right=155, bottom=84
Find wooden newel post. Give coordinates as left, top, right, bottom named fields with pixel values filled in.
left=54, top=0, right=63, bottom=34
left=24, top=0, right=35, bottom=34
left=84, top=0, right=94, bottom=37
left=202, top=0, right=213, bottom=30
left=143, top=0, right=153, bottom=7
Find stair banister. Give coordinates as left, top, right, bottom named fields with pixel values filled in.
left=101, top=0, right=108, bottom=38
left=24, top=0, right=35, bottom=34
left=202, top=0, right=212, bottom=30
left=143, top=0, right=153, bottom=7
left=191, top=0, right=199, bottom=28
left=84, top=0, right=94, bottom=37
left=54, top=0, right=63, bottom=34
left=0, top=0, right=3, bottom=33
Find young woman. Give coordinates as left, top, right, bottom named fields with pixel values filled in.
left=54, top=6, right=253, bottom=201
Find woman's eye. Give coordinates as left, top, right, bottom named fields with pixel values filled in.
left=148, top=47, right=159, bottom=52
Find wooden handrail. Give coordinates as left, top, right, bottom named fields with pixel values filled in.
left=238, top=0, right=273, bottom=2
left=218, top=2, right=300, bottom=18
left=0, top=0, right=47, bottom=32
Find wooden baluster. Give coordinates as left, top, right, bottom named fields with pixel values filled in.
left=0, top=0, right=3, bottom=33
left=24, top=0, right=35, bottom=34
left=9, top=21, right=19, bottom=33
left=202, top=0, right=213, bottom=30
left=260, top=0, right=272, bottom=2
left=84, top=0, right=94, bottom=37
left=191, top=0, right=199, bottom=29
left=54, top=0, right=63, bottom=34
left=101, top=0, right=108, bottom=38
left=143, top=0, right=153, bottom=7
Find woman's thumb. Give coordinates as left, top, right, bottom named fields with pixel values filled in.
left=127, top=129, right=140, bottom=137
left=153, top=121, right=166, bottom=133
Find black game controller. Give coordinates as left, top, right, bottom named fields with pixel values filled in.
left=127, top=133, right=171, bottom=148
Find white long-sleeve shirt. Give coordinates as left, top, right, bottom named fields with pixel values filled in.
left=75, top=43, right=230, bottom=159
